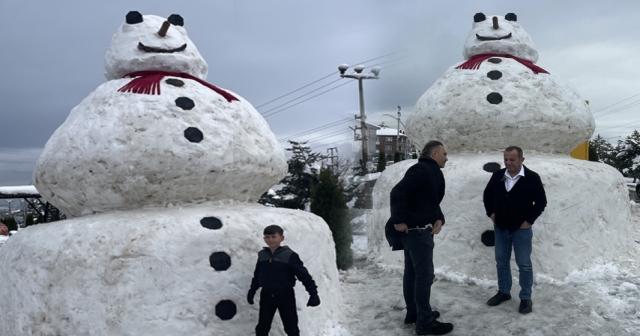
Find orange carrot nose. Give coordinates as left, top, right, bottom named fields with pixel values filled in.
left=158, top=21, right=171, bottom=37
left=492, top=16, right=499, bottom=29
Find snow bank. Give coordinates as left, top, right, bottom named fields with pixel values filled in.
left=0, top=202, right=341, bottom=336
left=368, top=153, right=634, bottom=280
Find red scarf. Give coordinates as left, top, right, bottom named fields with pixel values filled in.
left=118, top=71, right=239, bottom=102
left=455, top=54, right=549, bottom=74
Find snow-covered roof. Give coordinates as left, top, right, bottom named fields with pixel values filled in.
left=376, top=128, right=406, bottom=136
left=0, top=185, right=40, bottom=199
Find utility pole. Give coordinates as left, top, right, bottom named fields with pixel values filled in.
left=338, top=64, right=380, bottom=167
left=327, top=147, right=338, bottom=173
left=395, top=106, right=401, bottom=154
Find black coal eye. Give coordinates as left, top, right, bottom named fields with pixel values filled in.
left=505, top=13, right=517, bottom=22
left=474, top=13, right=487, bottom=22
left=168, top=14, right=184, bottom=26
left=126, top=11, right=143, bottom=24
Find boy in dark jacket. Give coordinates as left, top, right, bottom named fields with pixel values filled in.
left=247, top=225, right=320, bottom=336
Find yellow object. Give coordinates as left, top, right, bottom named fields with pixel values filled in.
left=570, top=142, right=589, bottom=160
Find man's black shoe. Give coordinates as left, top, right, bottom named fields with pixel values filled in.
left=487, top=292, right=511, bottom=306
left=519, top=299, right=533, bottom=314
left=404, top=311, right=440, bottom=325
left=415, top=320, right=453, bottom=335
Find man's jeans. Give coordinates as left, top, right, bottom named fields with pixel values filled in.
left=494, top=226, right=533, bottom=299
left=400, top=228, right=435, bottom=324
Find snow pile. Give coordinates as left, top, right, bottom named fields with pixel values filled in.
left=406, top=57, right=594, bottom=154
left=0, top=202, right=341, bottom=336
left=104, top=14, right=208, bottom=81
left=0, top=185, right=38, bottom=195
left=35, top=14, right=287, bottom=218
left=368, top=153, right=634, bottom=280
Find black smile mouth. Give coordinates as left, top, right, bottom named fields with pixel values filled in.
left=476, top=33, right=512, bottom=41
left=137, top=42, right=187, bottom=53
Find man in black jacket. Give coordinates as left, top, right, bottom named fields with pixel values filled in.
left=387, top=140, right=454, bottom=335
left=483, top=146, right=547, bottom=315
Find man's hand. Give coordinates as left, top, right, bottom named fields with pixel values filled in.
left=490, top=213, right=495, bottom=224
left=247, top=289, right=256, bottom=305
left=520, top=221, right=531, bottom=229
left=394, top=223, right=409, bottom=234
left=307, top=294, right=320, bottom=307
left=432, top=220, right=443, bottom=235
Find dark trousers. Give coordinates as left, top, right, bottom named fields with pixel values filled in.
left=255, top=288, right=299, bottom=336
left=400, top=228, right=435, bottom=324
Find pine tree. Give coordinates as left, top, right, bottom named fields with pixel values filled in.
left=394, top=151, right=402, bottom=163
left=616, top=130, right=640, bottom=181
left=258, top=141, right=325, bottom=210
left=377, top=152, right=386, bottom=172
left=590, top=134, right=614, bottom=164
left=310, top=168, right=353, bottom=270
left=1, top=217, right=17, bottom=232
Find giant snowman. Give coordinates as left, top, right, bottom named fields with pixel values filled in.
left=369, top=13, right=633, bottom=280
left=0, top=12, right=341, bottom=335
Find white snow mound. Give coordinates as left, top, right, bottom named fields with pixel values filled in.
left=33, top=79, right=287, bottom=217
left=0, top=203, right=341, bottom=336
left=368, top=153, right=634, bottom=280
left=406, top=59, right=595, bottom=154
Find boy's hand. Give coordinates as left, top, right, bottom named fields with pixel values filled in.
left=247, top=289, right=256, bottom=305
left=307, top=294, right=320, bottom=307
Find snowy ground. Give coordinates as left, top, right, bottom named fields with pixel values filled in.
left=339, top=208, right=640, bottom=335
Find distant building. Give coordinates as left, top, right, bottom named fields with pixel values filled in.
left=374, top=123, right=416, bottom=162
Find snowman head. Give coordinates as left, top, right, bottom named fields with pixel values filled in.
left=104, top=11, right=208, bottom=81
left=462, top=13, right=539, bottom=63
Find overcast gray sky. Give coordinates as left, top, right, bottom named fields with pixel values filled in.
left=1, top=0, right=640, bottom=187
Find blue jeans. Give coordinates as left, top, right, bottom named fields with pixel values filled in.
left=494, top=226, right=533, bottom=299
left=399, top=228, right=435, bottom=324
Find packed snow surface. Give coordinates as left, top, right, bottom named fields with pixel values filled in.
left=104, top=14, right=208, bottom=80
left=33, top=78, right=286, bottom=217
left=406, top=58, right=594, bottom=154
left=0, top=202, right=341, bottom=336
left=369, top=154, right=634, bottom=280
left=0, top=185, right=38, bottom=195
left=463, top=14, right=539, bottom=62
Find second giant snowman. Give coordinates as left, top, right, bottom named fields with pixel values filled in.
left=369, top=12, right=633, bottom=280
left=0, top=12, right=342, bottom=336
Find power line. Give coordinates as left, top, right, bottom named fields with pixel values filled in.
left=278, top=117, right=353, bottom=142
left=260, top=78, right=342, bottom=115
left=262, top=80, right=355, bottom=118
left=255, top=49, right=409, bottom=113
left=592, top=93, right=640, bottom=115
left=254, top=72, right=338, bottom=109
left=304, top=129, right=352, bottom=143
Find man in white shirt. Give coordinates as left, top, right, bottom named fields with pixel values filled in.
left=483, top=146, right=547, bottom=314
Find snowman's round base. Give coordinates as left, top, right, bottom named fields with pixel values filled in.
left=368, top=153, right=634, bottom=280
left=0, top=202, right=342, bottom=336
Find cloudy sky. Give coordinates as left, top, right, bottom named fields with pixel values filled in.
left=1, top=0, right=639, bottom=187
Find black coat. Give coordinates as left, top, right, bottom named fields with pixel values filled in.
left=483, top=165, right=547, bottom=232
left=385, top=157, right=446, bottom=250
left=249, top=246, right=317, bottom=295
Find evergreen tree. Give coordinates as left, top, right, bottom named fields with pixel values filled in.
left=26, top=214, right=34, bottom=226
left=590, top=134, right=614, bottom=164
left=394, top=151, right=402, bottom=163
left=588, top=144, right=599, bottom=162
left=616, top=130, right=640, bottom=181
left=258, top=141, right=325, bottom=210
left=310, top=168, right=353, bottom=270
left=376, top=152, right=386, bottom=172
left=412, top=152, right=418, bottom=159
left=1, top=217, right=17, bottom=232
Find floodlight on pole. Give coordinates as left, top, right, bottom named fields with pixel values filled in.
left=337, top=63, right=381, bottom=169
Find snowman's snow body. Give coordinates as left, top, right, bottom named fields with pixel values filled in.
left=369, top=13, right=633, bottom=280
left=0, top=12, right=341, bottom=336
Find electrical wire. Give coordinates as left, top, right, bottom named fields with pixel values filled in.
left=260, top=78, right=343, bottom=115
left=278, top=117, right=353, bottom=142
left=262, top=80, right=355, bottom=118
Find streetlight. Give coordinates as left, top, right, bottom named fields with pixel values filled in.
left=338, top=64, right=380, bottom=166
